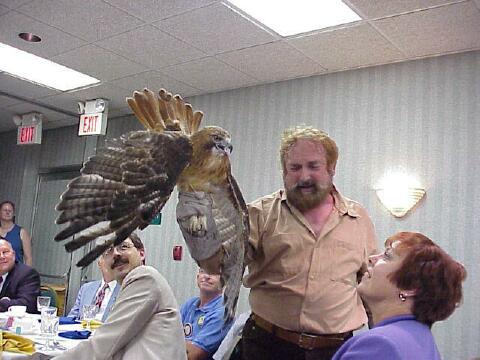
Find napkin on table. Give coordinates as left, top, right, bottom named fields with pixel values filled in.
left=58, top=330, right=91, bottom=339
left=59, top=316, right=80, bottom=325
left=1, top=330, right=36, bottom=354
left=81, top=319, right=103, bottom=329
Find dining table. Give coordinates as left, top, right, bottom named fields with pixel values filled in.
left=1, top=313, right=88, bottom=359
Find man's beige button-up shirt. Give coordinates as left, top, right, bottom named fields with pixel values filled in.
left=244, top=188, right=378, bottom=335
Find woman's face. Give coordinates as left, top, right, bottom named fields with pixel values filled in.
left=357, top=241, right=406, bottom=303
left=0, top=203, right=14, bottom=222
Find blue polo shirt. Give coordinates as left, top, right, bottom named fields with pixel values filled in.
left=181, top=295, right=232, bottom=358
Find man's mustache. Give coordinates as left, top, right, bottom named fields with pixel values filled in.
left=111, top=257, right=129, bottom=269
left=294, top=180, right=317, bottom=189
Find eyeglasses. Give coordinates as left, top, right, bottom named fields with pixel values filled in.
left=103, top=243, right=135, bottom=257
left=0, top=250, right=13, bottom=257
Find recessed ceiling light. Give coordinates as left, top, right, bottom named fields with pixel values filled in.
left=19, top=32, right=42, bottom=42
left=0, top=42, right=100, bottom=91
left=228, top=0, right=361, bottom=36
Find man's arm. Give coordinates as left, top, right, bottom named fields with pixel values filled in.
left=186, top=341, right=209, bottom=360
left=67, top=283, right=88, bottom=319
left=0, top=267, right=40, bottom=313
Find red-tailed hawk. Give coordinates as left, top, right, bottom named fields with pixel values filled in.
left=55, top=88, right=249, bottom=320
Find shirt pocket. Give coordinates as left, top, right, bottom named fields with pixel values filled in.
left=261, top=233, right=311, bottom=276
left=329, top=239, right=363, bottom=286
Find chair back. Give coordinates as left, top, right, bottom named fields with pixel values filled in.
left=40, top=285, right=58, bottom=308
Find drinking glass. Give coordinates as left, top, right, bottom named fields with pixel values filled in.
left=40, top=307, right=58, bottom=351
left=37, top=296, right=51, bottom=313
left=82, top=305, right=97, bottom=332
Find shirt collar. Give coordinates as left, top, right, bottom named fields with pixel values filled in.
left=197, top=294, right=223, bottom=311
left=101, top=279, right=117, bottom=290
left=280, top=186, right=360, bottom=218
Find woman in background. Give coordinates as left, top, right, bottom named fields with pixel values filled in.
left=0, top=200, right=33, bottom=266
left=333, top=232, right=466, bottom=360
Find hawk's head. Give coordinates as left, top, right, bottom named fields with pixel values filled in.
left=179, top=126, right=233, bottom=189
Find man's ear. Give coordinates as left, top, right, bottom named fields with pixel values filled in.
left=329, top=163, right=336, bottom=177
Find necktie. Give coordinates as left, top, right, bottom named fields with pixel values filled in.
left=94, top=283, right=109, bottom=308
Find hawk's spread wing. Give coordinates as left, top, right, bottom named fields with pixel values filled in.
left=55, top=130, right=192, bottom=267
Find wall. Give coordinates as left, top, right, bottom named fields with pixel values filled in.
left=0, top=50, right=478, bottom=359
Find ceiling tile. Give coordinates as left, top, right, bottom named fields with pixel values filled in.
left=0, top=0, right=33, bottom=10
left=0, top=4, right=10, bottom=14
left=0, top=10, right=86, bottom=58
left=0, top=73, right=60, bottom=99
left=373, top=1, right=480, bottom=57
left=160, top=57, right=256, bottom=92
left=6, top=102, right=68, bottom=121
left=52, top=45, right=147, bottom=82
left=104, top=0, right=217, bottom=22
left=0, top=94, right=20, bottom=107
left=95, top=25, right=206, bottom=69
left=64, top=83, right=133, bottom=110
left=16, top=0, right=144, bottom=42
left=110, top=70, right=201, bottom=97
left=345, top=0, right=455, bottom=19
left=217, top=41, right=326, bottom=83
left=155, top=2, right=277, bottom=55
left=36, top=93, right=82, bottom=115
left=288, top=24, right=404, bottom=71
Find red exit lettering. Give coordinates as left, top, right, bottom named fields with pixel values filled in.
left=82, top=115, right=99, bottom=133
left=20, top=126, right=35, bottom=143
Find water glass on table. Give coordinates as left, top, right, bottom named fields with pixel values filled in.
left=82, top=305, right=97, bottom=332
left=40, top=306, right=58, bottom=351
left=37, top=296, right=51, bottom=313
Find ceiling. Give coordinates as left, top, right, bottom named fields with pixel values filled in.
left=1, top=0, right=479, bottom=132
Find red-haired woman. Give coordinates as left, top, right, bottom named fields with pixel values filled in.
left=0, top=200, right=33, bottom=266
left=333, top=232, right=466, bottom=360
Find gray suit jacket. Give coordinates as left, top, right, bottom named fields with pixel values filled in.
left=54, top=266, right=186, bottom=360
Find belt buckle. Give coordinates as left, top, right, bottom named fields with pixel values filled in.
left=297, top=333, right=317, bottom=350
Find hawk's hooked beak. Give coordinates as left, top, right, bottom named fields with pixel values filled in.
left=215, top=140, right=233, bottom=155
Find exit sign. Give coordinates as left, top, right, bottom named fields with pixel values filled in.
left=78, top=112, right=107, bottom=136
left=17, top=124, right=42, bottom=145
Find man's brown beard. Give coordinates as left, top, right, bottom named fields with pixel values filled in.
left=286, top=181, right=332, bottom=211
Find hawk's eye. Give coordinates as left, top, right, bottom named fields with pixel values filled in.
left=213, top=135, right=222, bottom=142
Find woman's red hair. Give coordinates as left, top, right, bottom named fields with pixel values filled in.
left=386, top=232, right=466, bottom=326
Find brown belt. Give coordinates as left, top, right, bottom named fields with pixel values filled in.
left=251, top=313, right=351, bottom=350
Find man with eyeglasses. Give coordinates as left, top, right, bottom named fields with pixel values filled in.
left=54, top=233, right=186, bottom=360
left=0, top=239, right=40, bottom=313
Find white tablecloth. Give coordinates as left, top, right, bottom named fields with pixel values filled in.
left=2, top=314, right=86, bottom=359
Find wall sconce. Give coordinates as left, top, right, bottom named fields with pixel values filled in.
left=375, top=171, right=425, bottom=218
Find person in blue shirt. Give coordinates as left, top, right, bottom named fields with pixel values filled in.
left=181, top=268, right=233, bottom=360
left=0, top=201, right=33, bottom=266
left=333, top=232, right=466, bottom=360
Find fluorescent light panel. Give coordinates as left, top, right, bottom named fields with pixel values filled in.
left=228, top=0, right=361, bottom=36
left=0, top=42, right=100, bottom=91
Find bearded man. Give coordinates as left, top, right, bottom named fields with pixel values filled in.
left=241, top=126, right=378, bottom=360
